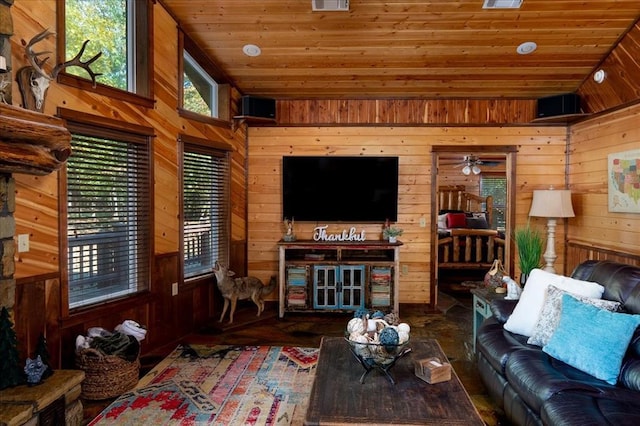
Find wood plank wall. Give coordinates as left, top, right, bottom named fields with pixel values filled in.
left=9, top=1, right=247, bottom=368
left=277, top=99, right=538, bottom=125
left=566, top=102, right=640, bottom=271
left=247, top=126, right=568, bottom=305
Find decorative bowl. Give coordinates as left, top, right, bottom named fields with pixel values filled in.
left=345, top=336, right=411, bottom=366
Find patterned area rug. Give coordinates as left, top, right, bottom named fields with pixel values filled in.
left=89, top=344, right=319, bottom=425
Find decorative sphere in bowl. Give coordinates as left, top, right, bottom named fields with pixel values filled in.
left=345, top=312, right=411, bottom=366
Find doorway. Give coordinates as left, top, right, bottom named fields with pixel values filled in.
left=430, top=146, right=516, bottom=305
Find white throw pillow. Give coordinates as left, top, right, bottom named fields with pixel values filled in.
left=437, top=213, right=448, bottom=229
left=503, top=268, right=604, bottom=337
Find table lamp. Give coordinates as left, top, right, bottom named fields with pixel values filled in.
left=528, top=187, right=575, bottom=273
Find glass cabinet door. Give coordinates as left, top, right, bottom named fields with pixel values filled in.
left=313, top=265, right=364, bottom=310
left=339, top=265, right=365, bottom=309
left=313, top=266, right=338, bottom=309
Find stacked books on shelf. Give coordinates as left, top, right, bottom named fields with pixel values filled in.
left=287, top=267, right=307, bottom=307
left=370, top=267, right=392, bottom=306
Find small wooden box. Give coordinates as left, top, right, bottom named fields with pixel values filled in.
left=414, top=357, right=451, bottom=384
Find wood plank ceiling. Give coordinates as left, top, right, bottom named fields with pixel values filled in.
left=160, top=0, right=640, bottom=99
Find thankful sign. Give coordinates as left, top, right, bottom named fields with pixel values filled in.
left=313, top=225, right=366, bottom=242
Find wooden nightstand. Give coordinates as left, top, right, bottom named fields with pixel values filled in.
left=470, top=287, right=506, bottom=353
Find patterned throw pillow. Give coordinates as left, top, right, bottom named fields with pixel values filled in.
left=527, top=286, right=621, bottom=347
left=503, top=269, right=604, bottom=338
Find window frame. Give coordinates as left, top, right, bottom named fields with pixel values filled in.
left=178, top=134, right=232, bottom=282
left=178, top=30, right=231, bottom=124
left=58, top=107, right=154, bottom=315
left=56, top=0, right=154, bottom=108
left=480, top=173, right=507, bottom=231
left=183, top=50, right=219, bottom=118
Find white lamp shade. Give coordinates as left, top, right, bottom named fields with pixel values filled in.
left=529, top=189, right=575, bottom=218
left=472, top=165, right=481, bottom=175
left=462, top=165, right=471, bottom=175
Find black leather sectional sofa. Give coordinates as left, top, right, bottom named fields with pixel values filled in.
left=476, top=260, right=640, bottom=425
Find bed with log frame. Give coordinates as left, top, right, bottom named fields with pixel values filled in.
left=437, top=185, right=505, bottom=269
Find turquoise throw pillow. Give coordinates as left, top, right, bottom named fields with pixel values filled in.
left=543, top=294, right=640, bottom=385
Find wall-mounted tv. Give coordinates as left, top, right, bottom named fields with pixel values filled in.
left=282, top=156, right=399, bottom=222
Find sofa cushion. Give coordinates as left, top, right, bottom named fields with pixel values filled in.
left=490, top=299, right=518, bottom=324
left=543, top=294, right=640, bottom=385
left=476, top=317, right=531, bottom=374
left=620, top=358, right=640, bottom=392
left=571, top=261, right=640, bottom=314
left=503, top=269, right=604, bottom=337
left=541, top=391, right=640, bottom=426
left=527, top=286, right=621, bottom=347
left=505, top=349, right=618, bottom=413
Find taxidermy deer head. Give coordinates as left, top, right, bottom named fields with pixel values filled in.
left=17, top=29, right=102, bottom=112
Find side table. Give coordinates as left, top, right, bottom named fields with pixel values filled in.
left=470, top=287, right=505, bottom=353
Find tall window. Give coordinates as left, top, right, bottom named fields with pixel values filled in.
left=183, top=51, right=219, bottom=118
left=182, top=142, right=230, bottom=278
left=65, top=120, right=152, bottom=309
left=61, top=0, right=151, bottom=99
left=481, top=175, right=507, bottom=231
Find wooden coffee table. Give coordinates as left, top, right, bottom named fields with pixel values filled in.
left=304, top=336, right=484, bottom=425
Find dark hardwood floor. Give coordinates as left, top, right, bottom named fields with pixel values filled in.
left=82, top=293, right=507, bottom=425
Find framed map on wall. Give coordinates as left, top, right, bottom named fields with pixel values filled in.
left=608, top=149, right=640, bottom=213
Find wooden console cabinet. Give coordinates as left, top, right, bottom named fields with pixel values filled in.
left=277, top=240, right=402, bottom=318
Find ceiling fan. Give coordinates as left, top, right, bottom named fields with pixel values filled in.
left=455, top=155, right=484, bottom=175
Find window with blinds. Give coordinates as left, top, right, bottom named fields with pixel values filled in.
left=481, top=175, right=507, bottom=231
left=182, top=145, right=230, bottom=278
left=66, top=129, right=151, bottom=309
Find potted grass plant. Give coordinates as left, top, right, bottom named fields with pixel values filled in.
left=513, top=224, right=544, bottom=286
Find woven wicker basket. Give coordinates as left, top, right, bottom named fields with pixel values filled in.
left=76, top=348, right=140, bottom=400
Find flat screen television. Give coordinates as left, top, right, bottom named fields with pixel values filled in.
left=282, top=156, right=399, bottom=222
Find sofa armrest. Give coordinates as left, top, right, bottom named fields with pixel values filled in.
left=490, top=299, right=518, bottom=324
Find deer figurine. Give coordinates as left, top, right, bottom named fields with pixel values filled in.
left=16, top=29, right=102, bottom=112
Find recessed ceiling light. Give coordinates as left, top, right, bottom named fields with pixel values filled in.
left=593, top=69, right=606, bottom=84
left=516, top=41, right=537, bottom=55
left=243, top=44, right=261, bottom=57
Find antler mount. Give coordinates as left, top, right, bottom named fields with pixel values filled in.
left=17, top=29, right=102, bottom=112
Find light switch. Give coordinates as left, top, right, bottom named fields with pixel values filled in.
left=18, top=234, right=29, bottom=252
left=419, top=217, right=427, bottom=227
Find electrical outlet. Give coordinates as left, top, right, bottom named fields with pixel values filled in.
left=172, top=282, right=178, bottom=296
left=18, top=234, right=29, bottom=252
left=402, top=264, right=409, bottom=275
left=419, top=217, right=427, bottom=227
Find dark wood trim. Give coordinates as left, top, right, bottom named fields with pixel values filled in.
left=430, top=145, right=517, bottom=308
left=178, top=133, right=233, bottom=151
left=60, top=292, right=155, bottom=327
left=178, top=108, right=233, bottom=128
left=566, top=241, right=640, bottom=272
left=57, top=107, right=156, bottom=136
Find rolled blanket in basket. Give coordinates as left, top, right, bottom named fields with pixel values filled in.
left=115, top=320, right=147, bottom=342
left=90, top=332, right=140, bottom=362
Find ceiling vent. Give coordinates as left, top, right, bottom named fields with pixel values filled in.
left=483, top=0, right=523, bottom=9
left=312, top=0, right=349, bottom=12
